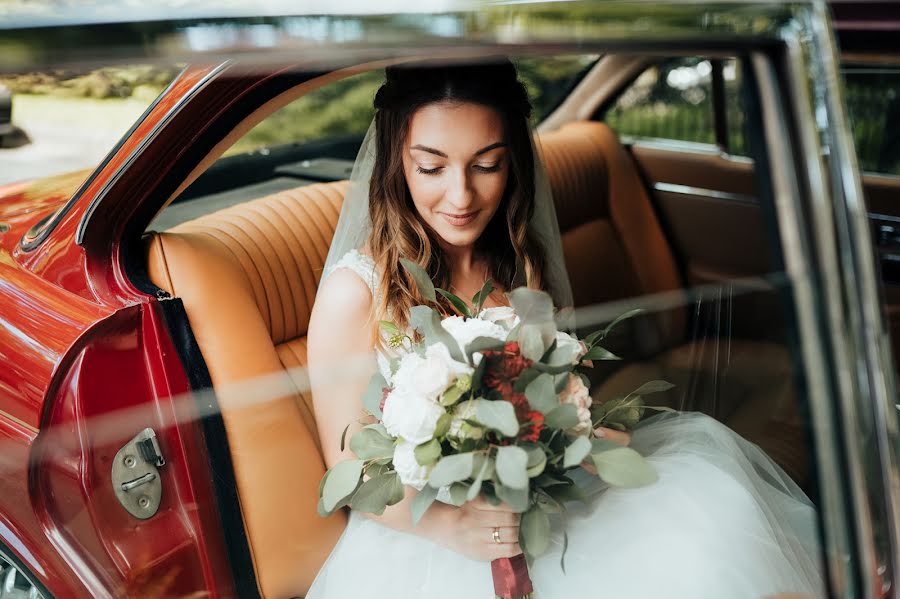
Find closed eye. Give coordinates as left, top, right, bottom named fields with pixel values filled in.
left=416, top=166, right=443, bottom=175
left=474, top=163, right=501, bottom=173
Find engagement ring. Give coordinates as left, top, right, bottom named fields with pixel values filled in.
left=492, top=527, right=501, bottom=544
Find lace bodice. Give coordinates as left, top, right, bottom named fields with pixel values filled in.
left=326, top=249, right=378, bottom=295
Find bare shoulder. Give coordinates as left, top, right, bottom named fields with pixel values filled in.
left=308, top=268, right=375, bottom=352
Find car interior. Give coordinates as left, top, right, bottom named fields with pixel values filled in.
left=137, top=53, right=824, bottom=598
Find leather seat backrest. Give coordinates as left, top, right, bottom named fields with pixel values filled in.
left=538, top=122, right=684, bottom=345
left=143, top=121, right=681, bottom=598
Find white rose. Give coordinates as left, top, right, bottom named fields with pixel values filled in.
left=554, top=331, right=587, bottom=365
left=413, top=347, right=454, bottom=400
left=441, top=315, right=507, bottom=351
left=479, top=306, right=520, bottom=330
left=393, top=441, right=431, bottom=490
left=391, top=351, right=425, bottom=393
left=425, top=343, right=473, bottom=379
left=382, top=388, right=444, bottom=444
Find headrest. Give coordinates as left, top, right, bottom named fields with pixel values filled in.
left=535, top=121, right=613, bottom=234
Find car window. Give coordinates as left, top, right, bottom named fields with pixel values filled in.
left=0, top=64, right=181, bottom=186
left=605, top=57, right=747, bottom=156
left=224, top=54, right=599, bottom=159
left=841, top=61, right=900, bottom=176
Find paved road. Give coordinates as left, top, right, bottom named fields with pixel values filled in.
left=0, top=121, right=124, bottom=185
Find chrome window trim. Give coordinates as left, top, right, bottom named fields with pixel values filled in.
left=75, top=61, right=231, bottom=246
left=652, top=182, right=757, bottom=205
left=752, top=47, right=862, bottom=596
left=623, top=136, right=755, bottom=165
left=806, top=2, right=900, bottom=591
left=18, top=65, right=189, bottom=252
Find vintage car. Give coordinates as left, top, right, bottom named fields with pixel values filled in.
left=0, top=1, right=897, bottom=598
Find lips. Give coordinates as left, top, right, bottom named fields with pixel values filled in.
left=440, top=210, right=480, bottom=227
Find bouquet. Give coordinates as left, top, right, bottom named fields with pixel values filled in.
left=317, top=260, right=673, bottom=599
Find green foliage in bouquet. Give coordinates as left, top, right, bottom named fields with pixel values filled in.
left=318, top=259, right=674, bottom=567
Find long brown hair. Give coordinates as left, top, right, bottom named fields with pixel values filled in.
left=367, top=59, right=547, bottom=328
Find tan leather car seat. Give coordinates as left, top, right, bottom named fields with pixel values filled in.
left=144, top=121, right=806, bottom=598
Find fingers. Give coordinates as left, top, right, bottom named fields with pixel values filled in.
left=482, top=526, right=519, bottom=545
left=594, top=426, right=631, bottom=446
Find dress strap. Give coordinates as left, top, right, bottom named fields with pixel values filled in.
left=326, top=249, right=378, bottom=294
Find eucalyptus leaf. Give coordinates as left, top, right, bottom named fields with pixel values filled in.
left=625, top=380, right=676, bottom=398
left=436, top=287, right=472, bottom=318
left=530, top=361, right=576, bottom=375
left=350, top=472, right=404, bottom=515
left=340, top=423, right=351, bottom=452
left=322, top=459, right=365, bottom=512
left=521, top=507, right=551, bottom=558
left=379, top=320, right=401, bottom=336
left=545, top=340, right=582, bottom=368
left=471, top=399, right=519, bottom=437
left=519, top=324, right=547, bottom=362
left=362, top=372, right=388, bottom=418
left=544, top=404, right=580, bottom=430
left=433, top=412, right=452, bottom=438
left=428, top=452, right=475, bottom=488
left=534, top=490, right=563, bottom=513
left=400, top=257, right=437, bottom=303
left=466, top=336, right=506, bottom=359
left=448, top=482, right=469, bottom=506
left=563, top=435, right=592, bottom=468
left=591, top=447, right=659, bottom=488
left=414, top=438, right=442, bottom=466
left=507, top=288, right=556, bottom=348
left=544, top=483, right=587, bottom=505
left=512, top=367, right=541, bottom=393
left=472, top=279, right=494, bottom=314
left=467, top=455, right=494, bottom=500
left=409, top=305, right=465, bottom=362
left=581, top=345, right=621, bottom=361
left=349, top=427, right=395, bottom=460
left=495, top=482, right=530, bottom=512
left=440, top=385, right=463, bottom=407
left=525, top=445, right=547, bottom=478
left=411, top=485, right=439, bottom=526
left=496, top=445, right=529, bottom=490
left=601, top=307, right=644, bottom=339
left=524, top=373, right=558, bottom=415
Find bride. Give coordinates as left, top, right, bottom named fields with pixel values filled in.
left=305, top=59, right=825, bottom=598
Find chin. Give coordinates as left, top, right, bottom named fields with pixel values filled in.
left=432, top=225, right=484, bottom=249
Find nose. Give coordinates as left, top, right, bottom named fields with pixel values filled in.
left=445, top=166, right=474, bottom=210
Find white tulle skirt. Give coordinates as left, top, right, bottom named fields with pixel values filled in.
left=306, top=413, right=825, bottom=599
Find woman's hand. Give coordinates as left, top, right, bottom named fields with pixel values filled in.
left=594, top=426, right=631, bottom=447
left=424, top=496, right=522, bottom=562
left=581, top=426, right=632, bottom=475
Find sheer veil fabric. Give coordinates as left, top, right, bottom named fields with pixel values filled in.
left=320, top=119, right=575, bottom=310
left=309, top=118, right=826, bottom=598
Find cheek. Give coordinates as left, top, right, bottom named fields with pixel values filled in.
left=475, top=171, right=508, bottom=211
left=404, top=168, right=442, bottom=216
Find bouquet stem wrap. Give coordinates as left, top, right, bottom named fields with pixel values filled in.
left=491, top=554, right=533, bottom=599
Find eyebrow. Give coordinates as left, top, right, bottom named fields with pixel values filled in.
left=410, top=141, right=507, bottom=158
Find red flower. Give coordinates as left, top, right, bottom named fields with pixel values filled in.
left=520, top=410, right=544, bottom=443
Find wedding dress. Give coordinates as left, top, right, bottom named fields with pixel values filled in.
left=304, top=250, right=825, bottom=599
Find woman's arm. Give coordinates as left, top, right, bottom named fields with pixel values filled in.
left=307, top=269, right=521, bottom=561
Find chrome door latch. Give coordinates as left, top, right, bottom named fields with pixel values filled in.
left=112, top=428, right=165, bottom=519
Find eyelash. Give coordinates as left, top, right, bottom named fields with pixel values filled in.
left=415, top=164, right=501, bottom=175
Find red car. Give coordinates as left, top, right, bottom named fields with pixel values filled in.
left=0, top=2, right=897, bottom=598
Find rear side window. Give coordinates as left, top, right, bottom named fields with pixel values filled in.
left=226, top=55, right=599, bottom=158
left=605, top=57, right=747, bottom=156
left=842, top=63, right=900, bottom=176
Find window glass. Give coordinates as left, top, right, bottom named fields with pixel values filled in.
left=606, top=57, right=749, bottom=156
left=606, top=57, right=716, bottom=146
left=0, top=64, right=181, bottom=185
left=842, top=63, right=900, bottom=175
left=226, top=55, right=598, bottom=158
